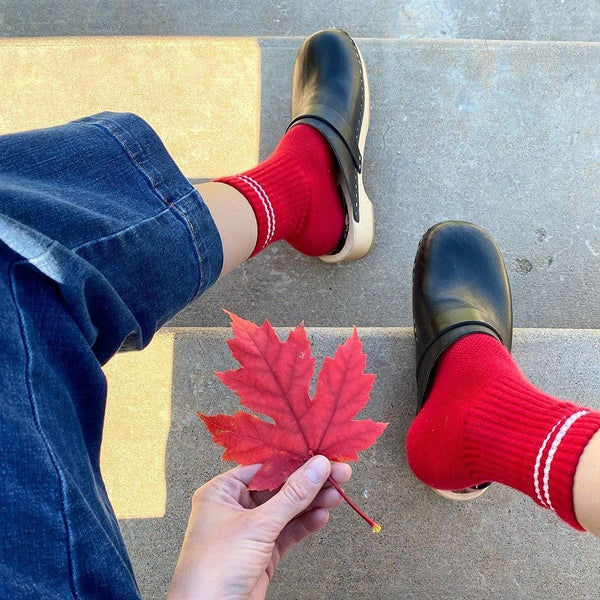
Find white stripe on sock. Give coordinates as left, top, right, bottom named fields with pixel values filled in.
left=238, top=175, right=276, bottom=247
left=542, top=410, right=588, bottom=510
left=533, top=417, right=565, bottom=508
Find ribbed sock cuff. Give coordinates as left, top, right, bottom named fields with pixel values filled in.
left=544, top=411, right=600, bottom=530
left=215, top=124, right=344, bottom=258
left=465, top=376, right=600, bottom=530
left=216, top=153, right=308, bottom=256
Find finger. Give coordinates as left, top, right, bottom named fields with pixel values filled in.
left=228, top=463, right=263, bottom=485
left=259, top=455, right=331, bottom=531
left=252, top=484, right=342, bottom=517
left=252, top=461, right=352, bottom=507
left=276, top=484, right=345, bottom=525
left=196, top=464, right=264, bottom=509
left=310, top=486, right=346, bottom=509
left=275, top=508, right=330, bottom=560
left=232, top=461, right=349, bottom=489
left=329, top=462, right=352, bottom=485
left=204, top=463, right=262, bottom=491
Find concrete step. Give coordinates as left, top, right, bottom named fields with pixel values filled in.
left=1, top=34, right=598, bottom=330
left=109, top=326, right=600, bottom=600
left=174, top=37, right=600, bottom=330
left=2, top=1, right=599, bottom=42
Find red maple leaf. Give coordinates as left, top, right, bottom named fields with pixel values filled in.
left=199, top=311, right=388, bottom=531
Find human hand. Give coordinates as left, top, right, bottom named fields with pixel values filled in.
left=168, top=456, right=351, bottom=600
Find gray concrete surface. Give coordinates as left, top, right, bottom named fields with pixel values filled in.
left=2, top=1, right=600, bottom=41
left=173, top=37, right=600, bottom=331
left=6, top=4, right=600, bottom=597
left=120, top=327, right=600, bottom=600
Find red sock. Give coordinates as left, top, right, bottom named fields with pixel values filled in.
left=406, top=333, right=600, bottom=530
left=215, top=124, right=345, bottom=257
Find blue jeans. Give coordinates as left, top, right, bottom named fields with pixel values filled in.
left=0, top=112, right=224, bottom=599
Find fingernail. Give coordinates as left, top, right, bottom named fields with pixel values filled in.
left=305, top=455, right=329, bottom=484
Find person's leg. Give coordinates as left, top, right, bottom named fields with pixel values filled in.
left=407, top=221, right=600, bottom=534
left=214, top=123, right=345, bottom=259
left=196, top=121, right=349, bottom=275
left=2, top=106, right=318, bottom=595
left=0, top=241, right=141, bottom=598
left=197, top=182, right=256, bottom=276
left=0, top=111, right=228, bottom=599
left=407, top=333, right=600, bottom=532
left=212, top=28, right=374, bottom=265
left=573, top=429, right=600, bottom=535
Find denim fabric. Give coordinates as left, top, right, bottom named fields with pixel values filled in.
left=0, top=112, right=224, bottom=599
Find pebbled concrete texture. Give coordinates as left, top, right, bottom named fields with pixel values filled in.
left=173, top=37, right=600, bottom=331
left=3, top=16, right=600, bottom=598
left=120, top=326, right=600, bottom=600
left=2, top=0, right=600, bottom=41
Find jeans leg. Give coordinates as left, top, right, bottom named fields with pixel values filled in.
left=0, top=113, right=224, bottom=598
left=0, top=111, right=223, bottom=361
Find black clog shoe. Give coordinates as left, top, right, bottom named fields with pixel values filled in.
left=288, top=29, right=373, bottom=262
left=412, top=221, right=513, bottom=500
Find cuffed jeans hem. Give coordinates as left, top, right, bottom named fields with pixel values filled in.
left=0, top=111, right=224, bottom=359
left=76, top=111, right=224, bottom=303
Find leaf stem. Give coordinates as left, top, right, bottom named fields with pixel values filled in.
left=328, top=476, right=381, bottom=533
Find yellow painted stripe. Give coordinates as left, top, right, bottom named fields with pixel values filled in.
left=0, top=36, right=261, bottom=176
left=0, top=35, right=262, bottom=518
left=101, top=332, right=175, bottom=519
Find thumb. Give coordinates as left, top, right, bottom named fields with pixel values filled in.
left=260, top=456, right=331, bottom=530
